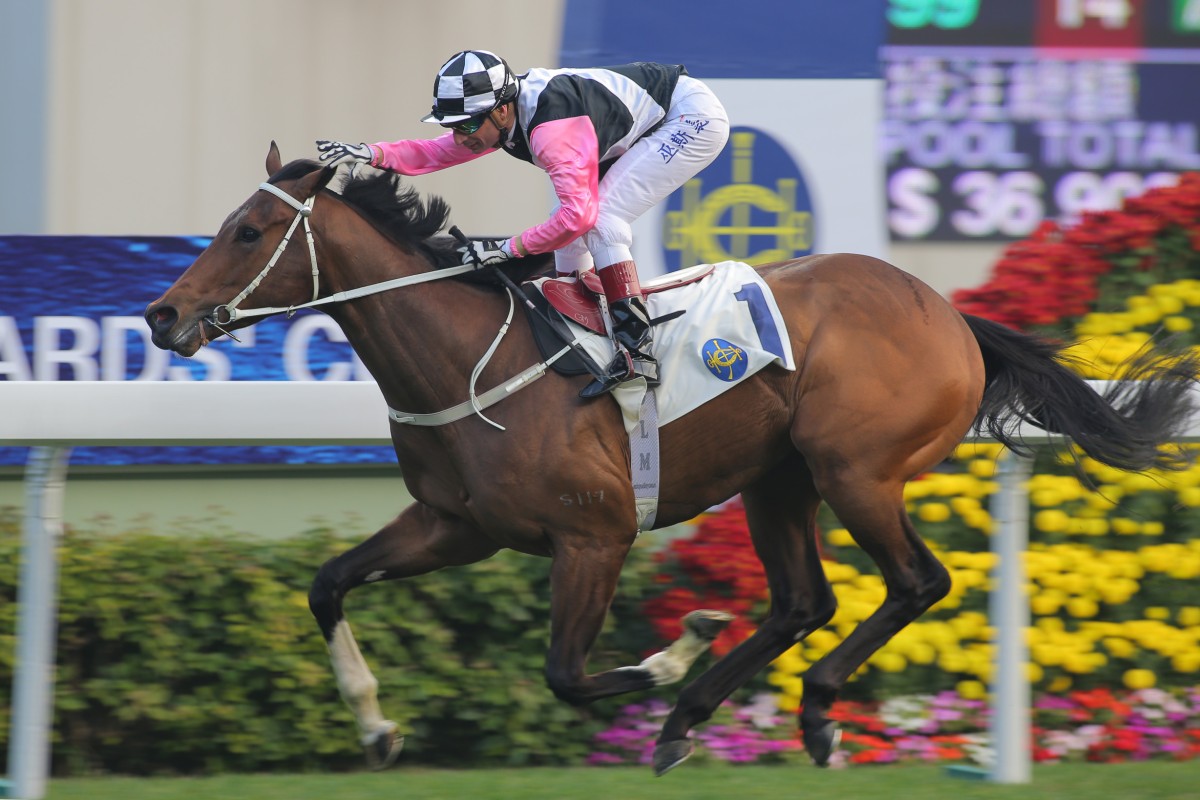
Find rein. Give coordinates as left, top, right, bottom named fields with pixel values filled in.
left=210, top=181, right=578, bottom=430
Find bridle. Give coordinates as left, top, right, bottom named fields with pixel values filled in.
left=205, top=179, right=579, bottom=430
left=209, top=181, right=476, bottom=329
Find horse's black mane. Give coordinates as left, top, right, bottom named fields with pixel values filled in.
left=274, top=160, right=553, bottom=284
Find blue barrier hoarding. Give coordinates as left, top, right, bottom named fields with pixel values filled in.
left=0, top=236, right=393, bottom=466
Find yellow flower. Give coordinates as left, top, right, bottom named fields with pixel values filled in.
left=1122, top=669, right=1156, bottom=690
left=1165, top=315, right=1193, bottom=332
left=938, top=651, right=969, bottom=673
left=1178, top=607, right=1200, bottom=627
left=1031, top=489, right=1064, bottom=507
left=872, top=651, right=907, bottom=673
left=1102, top=637, right=1136, bottom=658
left=906, top=641, right=938, bottom=665
left=1031, top=590, right=1065, bottom=616
left=957, top=680, right=987, bottom=700
left=1111, top=517, right=1142, bottom=535
left=1048, top=676, right=1073, bottom=692
left=1064, top=652, right=1099, bottom=674
left=1067, top=597, right=1099, bottom=619
left=1155, top=294, right=1185, bottom=314
left=1171, top=652, right=1200, bottom=673
left=918, top=502, right=951, bottom=523
left=1034, top=510, right=1070, bottom=533
left=826, top=527, right=855, bottom=547
left=1031, top=642, right=1063, bottom=667
left=968, top=458, right=997, bottom=478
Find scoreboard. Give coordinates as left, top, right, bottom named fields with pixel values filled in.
left=883, top=0, right=1200, bottom=240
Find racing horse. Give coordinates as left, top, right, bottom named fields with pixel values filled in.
left=145, top=144, right=1199, bottom=775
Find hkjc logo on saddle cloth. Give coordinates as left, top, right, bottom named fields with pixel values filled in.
left=702, top=338, right=748, bottom=382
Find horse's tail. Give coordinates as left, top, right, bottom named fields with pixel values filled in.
left=962, top=313, right=1200, bottom=472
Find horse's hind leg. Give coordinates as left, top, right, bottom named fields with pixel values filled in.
left=799, top=476, right=951, bottom=766
left=307, top=502, right=498, bottom=769
left=653, top=456, right=836, bottom=775
left=541, top=525, right=734, bottom=705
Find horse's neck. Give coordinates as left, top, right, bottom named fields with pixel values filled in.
left=320, top=238, right=519, bottom=414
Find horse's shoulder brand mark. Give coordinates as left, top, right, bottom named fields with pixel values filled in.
left=560, top=490, right=606, bottom=507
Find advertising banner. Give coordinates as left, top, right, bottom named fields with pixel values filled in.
left=560, top=0, right=890, bottom=277
left=883, top=0, right=1200, bottom=241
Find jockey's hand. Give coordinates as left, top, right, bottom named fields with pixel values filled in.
left=458, top=238, right=513, bottom=267
left=315, top=140, right=374, bottom=167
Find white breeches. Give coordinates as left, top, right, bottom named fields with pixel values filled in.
left=555, top=76, right=730, bottom=275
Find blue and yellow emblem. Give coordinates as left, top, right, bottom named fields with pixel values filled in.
left=663, top=126, right=815, bottom=271
left=702, top=338, right=748, bottom=382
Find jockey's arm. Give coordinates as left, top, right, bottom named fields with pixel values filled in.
left=511, top=117, right=600, bottom=256
left=370, top=132, right=492, bottom=175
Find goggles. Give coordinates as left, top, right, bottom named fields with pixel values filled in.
left=445, top=113, right=489, bottom=135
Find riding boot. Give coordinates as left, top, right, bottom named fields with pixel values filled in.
left=580, top=260, right=660, bottom=399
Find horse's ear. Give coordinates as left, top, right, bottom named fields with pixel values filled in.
left=293, top=163, right=339, bottom=199
left=266, top=141, right=283, bottom=176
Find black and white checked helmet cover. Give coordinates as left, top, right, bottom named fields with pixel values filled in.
left=421, top=50, right=517, bottom=124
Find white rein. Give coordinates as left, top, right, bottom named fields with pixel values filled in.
left=209, top=181, right=576, bottom=431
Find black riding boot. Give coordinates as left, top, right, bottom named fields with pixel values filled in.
left=580, top=296, right=660, bottom=398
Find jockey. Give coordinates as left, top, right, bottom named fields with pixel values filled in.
left=316, top=50, right=729, bottom=398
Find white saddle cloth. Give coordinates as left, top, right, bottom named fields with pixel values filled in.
left=554, top=261, right=797, bottom=433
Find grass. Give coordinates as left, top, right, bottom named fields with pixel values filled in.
left=43, top=761, right=1200, bottom=800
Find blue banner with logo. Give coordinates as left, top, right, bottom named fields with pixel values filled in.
left=0, top=236, right=393, bottom=467
left=561, top=0, right=890, bottom=278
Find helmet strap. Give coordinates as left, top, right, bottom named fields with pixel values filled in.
left=491, top=105, right=515, bottom=150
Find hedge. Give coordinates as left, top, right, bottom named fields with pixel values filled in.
left=0, top=510, right=667, bottom=775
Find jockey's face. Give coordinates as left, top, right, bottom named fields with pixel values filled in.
left=450, top=104, right=512, bottom=153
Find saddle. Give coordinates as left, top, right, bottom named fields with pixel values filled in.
left=538, top=265, right=715, bottom=335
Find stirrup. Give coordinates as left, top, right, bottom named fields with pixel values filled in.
left=580, top=350, right=635, bottom=399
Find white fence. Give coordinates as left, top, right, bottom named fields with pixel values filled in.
left=0, top=380, right=1178, bottom=797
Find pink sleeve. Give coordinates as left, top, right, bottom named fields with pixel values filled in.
left=513, top=117, right=600, bottom=255
left=371, top=132, right=491, bottom=175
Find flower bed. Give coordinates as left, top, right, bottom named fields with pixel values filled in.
left=953, top=173, right=1200, bottom=334
left=589, top=688, right=1200, bottom=767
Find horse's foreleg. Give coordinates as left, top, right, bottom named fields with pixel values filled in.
left=308, top=502, right=498, bottom=769
left=653, top=459, right=834, bottom=775
left=799, top=477, right=950, bottom=766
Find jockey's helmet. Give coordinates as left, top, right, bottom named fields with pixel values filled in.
left=421, top=50, right=518, bottom=125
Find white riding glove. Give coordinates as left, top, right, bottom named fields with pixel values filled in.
left=458, top=238, right=514, bottom=267
left=315, top=140, right=375, bottom=167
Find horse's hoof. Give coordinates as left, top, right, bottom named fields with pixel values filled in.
left=682, top=609, right=734, bottom=641
left=652, top=739, right=694, bottom=777
left=361, top=720, right=404, bottom=771
left=802, top=720, right=842, bottom=767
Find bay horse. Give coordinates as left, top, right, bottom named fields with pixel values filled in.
left=145, top=143, right=1198, bottom=775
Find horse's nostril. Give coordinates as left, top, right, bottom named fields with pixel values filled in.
left=145, top=304, right=178, bottom=333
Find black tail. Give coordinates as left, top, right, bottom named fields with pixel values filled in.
left=963, top=313, right=1200, bottom=472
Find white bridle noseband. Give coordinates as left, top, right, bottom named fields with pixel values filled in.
left=212, top=183, right=317, bottom=326
left=206, top=180, right=578, bottom=430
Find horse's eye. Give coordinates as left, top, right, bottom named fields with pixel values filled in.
left=237, top=226, right=261, bottom=243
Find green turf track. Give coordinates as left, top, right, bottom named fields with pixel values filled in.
left=44, top=761, right=1200, bottom=800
